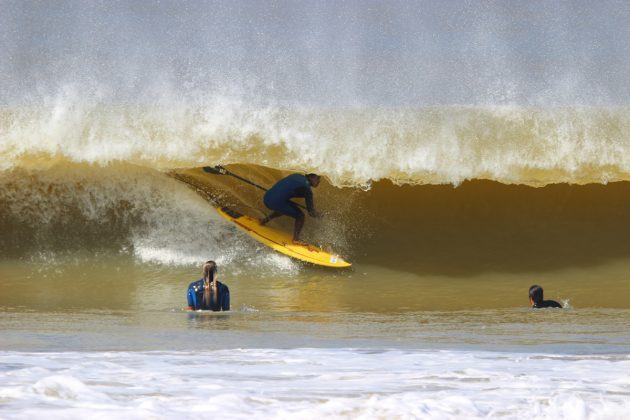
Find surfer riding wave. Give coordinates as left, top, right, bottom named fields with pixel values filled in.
left=260, top=173, right=321, bottom=245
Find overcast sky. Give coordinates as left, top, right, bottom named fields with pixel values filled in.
left=2, top=0, right=629, bottom=105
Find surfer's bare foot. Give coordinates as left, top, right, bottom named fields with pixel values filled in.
left=292, top=239, right=309, bottom=246
left=259, top=218, right=267, bottom=225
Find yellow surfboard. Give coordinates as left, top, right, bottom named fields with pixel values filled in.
left=215, top=207, right=351, bottom=268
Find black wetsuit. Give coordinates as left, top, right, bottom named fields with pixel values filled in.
left=263, top=174, right=314, bottom=219
left=532, top=299, right=562, bottom=308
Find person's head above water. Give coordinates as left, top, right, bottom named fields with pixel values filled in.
left=202, top=260, right=217, bottom=285
left=528, top=284, right=563, bottom=309
left=306, top=173, right=321, bottom=187
left=528, top=284, right=544, bottom=306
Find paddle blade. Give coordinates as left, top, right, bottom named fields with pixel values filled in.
left=202, top=166, right=226, bottom=175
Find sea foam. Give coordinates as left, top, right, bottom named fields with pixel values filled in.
left=1, top=349, right=629, bottom=419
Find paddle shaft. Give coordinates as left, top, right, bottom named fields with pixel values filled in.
left=203, top=166, right=308, bottom=211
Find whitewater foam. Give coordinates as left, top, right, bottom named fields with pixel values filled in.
left=1, top=349, right=629, bottom=419
left=2, top=102, right=630, bottom=186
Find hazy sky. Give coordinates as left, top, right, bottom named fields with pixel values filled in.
left=2, top=0, right=630, bottom=105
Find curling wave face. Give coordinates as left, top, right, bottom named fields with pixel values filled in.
left=2, top=159, right=630, bottom=281
left=3, top=101, right=630, bottom=280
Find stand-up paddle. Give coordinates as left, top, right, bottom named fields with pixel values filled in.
left=203, top=165, right=267, bottom=192
left=202, top=166, right=306, bottom=210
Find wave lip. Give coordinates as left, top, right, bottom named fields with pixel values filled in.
left=2, top=105, right=630, bottom=187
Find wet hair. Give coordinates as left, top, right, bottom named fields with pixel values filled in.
left=306, top=173, right=319, bottom=178
left=202, top=260, right=218, bottom=309
left=529, top=285, right=543, bottom=305
left=202, top=260, right=217, bottom=283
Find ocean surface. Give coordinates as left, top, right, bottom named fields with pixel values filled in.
left=3, top=1, right=630, bottom=418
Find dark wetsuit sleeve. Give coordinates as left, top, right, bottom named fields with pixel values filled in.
left=296, top=186, right=315, bottom=214
left=305, top=188, right=315, bottom=214
left=546, top=300, right=562, bottom=308
left=534, top=300, right=563, bottom=308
